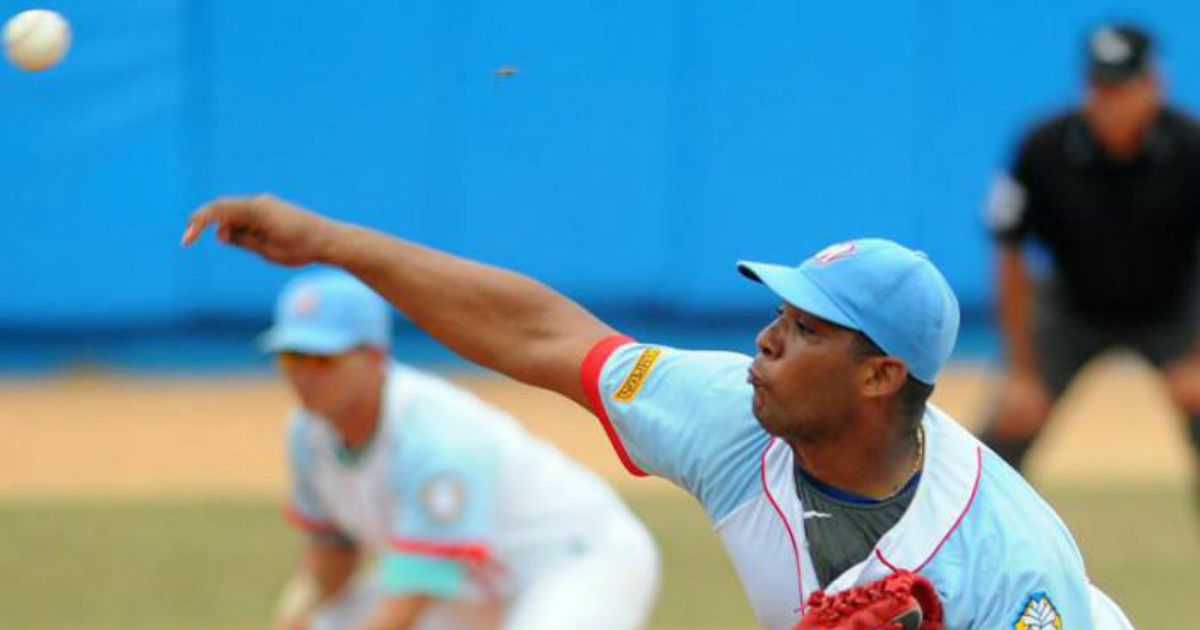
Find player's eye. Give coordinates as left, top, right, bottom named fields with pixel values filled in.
left=775, top=306, right=813, bottom=335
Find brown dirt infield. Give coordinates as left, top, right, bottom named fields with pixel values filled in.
left=0, top=354, right=1192, bottom=498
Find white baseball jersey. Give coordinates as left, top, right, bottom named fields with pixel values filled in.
left=583, top=336, right=1134, bottom=630
left=286, top=362, right=644, bottom=604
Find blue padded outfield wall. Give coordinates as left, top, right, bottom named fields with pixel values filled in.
left=3, top=1, right=1200, bottom=337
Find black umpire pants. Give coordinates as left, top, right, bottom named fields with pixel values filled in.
left=982, top=277, right=1200, bottom=470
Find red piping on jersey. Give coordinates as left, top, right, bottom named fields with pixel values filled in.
left=580, top=333, right=649, bottom=477
left=760, top=437, right=806, bottom=611
left=466, top=562, right=505, bottom=603
left=876, top=446, right=984, bottom=574
left=283, top=505, right=342, bottom=537
left=388, top=537, right=494, bottom=564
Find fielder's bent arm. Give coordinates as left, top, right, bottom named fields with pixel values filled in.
left=274, top=541, right=358, bottom=630
left=995, top=244, right=1037, bottom=377
left=183, top=195, right=616, bottom=408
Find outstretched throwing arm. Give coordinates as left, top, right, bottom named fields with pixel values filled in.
left=183, top=194, right=618, bottom=407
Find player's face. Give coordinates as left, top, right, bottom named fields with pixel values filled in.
left=748, top=304, right=864, bottom=441
left=1086, top=73, right=1161, bottom=157
left=278, top=347, right=383, bottom=418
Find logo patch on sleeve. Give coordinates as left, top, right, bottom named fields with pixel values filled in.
left=612, top=348, right=661, bottom=402
left=1014, top=592, right=1062, bottom=630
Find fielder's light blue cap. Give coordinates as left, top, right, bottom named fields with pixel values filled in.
left=737, top=238, right=959, bottom=384
left=260, top=270, right=391, bottom=355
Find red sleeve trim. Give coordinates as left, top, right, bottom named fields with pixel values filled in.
left=581, top=334, right=634, bottom=417
left=580, top=334, right=648, bottom=477
left=388, top=537, right=493, bottom=565
left=282, top=504, right=342, bottom=536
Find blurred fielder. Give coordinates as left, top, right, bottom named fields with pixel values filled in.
left=263, top=270, right=659, bottom=630
left=183, top=197, right=1132, bottom=629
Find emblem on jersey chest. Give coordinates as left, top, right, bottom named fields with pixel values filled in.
left=421, top=474, right=466, bottom=524
left=1013, top=592, right=1062, bottom=630
left=613, top=348, right=661, bottom=402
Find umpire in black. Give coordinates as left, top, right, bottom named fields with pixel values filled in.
left=982, top=23, right=1200, bottom=504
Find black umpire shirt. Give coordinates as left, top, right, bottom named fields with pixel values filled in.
left=987, top=107, right=1200, bottom=325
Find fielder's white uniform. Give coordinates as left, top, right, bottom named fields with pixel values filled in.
left=583, top=336, right=1135, bottom=630
left=286, top=362, right=660, bottom=630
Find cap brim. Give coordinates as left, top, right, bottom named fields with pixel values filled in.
left=258, top=326, right=360, bottom=355
left=1088, top=64, right=1145, bottom=84
left=737, top=261, right=859, bottom=331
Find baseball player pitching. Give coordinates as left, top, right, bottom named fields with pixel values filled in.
left=183, top=195, right=1135, bottom=630
left=262, top=270, right=659, bottom=630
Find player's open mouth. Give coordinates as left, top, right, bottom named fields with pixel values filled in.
left=747, top=367, right=764, bottom=388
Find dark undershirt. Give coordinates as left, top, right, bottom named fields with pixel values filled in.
left=794, top=464, right=919, bottom=588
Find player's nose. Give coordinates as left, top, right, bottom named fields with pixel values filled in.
left=754, top=323, right=778, bottom=360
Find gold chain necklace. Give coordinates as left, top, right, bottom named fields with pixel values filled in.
left=914, top=425, right=926, bottom=474
left=894, top=425, right=925, bottom=495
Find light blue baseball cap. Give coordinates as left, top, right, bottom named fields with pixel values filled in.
left=260, top=270, right=392, bottom=355
left=737, top=238, right=959, bottom=384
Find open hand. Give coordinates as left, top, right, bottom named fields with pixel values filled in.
left=182, top=194, right=340, bottom=267
left=1164, top=354, right=1200, bottom=412
left=994, top=371, right=1052, bottom=437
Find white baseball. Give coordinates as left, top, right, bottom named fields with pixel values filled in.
left=4, top=9, right=71, bottom=71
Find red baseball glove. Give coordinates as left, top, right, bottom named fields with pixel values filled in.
left=792, top=570, right=944, bottom=630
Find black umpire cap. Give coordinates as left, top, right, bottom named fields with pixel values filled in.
left=1086, top=24, right=1154, bottom=85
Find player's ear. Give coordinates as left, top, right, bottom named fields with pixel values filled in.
left=860, top=356, right=907, bottom=400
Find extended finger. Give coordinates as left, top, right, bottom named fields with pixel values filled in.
left=182, top=198, right=250, bottom=246
left=181, top=207, right=216, bottom=246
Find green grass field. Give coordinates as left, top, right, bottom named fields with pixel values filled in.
left=0, top=485, right=1195, bottom=630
